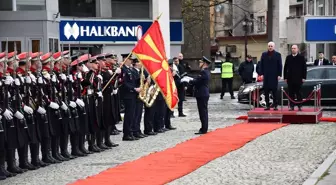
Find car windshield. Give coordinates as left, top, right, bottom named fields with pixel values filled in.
left=306, top=67, right=324, bottom=80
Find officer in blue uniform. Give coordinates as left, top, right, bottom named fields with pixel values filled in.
left=120, top=54, right=140, bottom=141
left=188, top=56, right=211, bottom=135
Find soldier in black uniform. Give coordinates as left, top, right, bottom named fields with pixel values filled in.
left=187, top=56, right=211, bottom=135
left=120, top=54, right=140, bottom=141
left=164, top=59, right=177, bottom=130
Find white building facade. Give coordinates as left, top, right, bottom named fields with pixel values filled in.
left=0, top=0, right=183, bottom=59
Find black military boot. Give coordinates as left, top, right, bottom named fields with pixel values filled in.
left=79, top=134, right=92, bottom=155
left=97, top=131, right=110, bottom=150
left=104, top=127, right=119, bottom=148
left=30, top=143, right=48, bottom=168
left=52, top=137, right=68, bottom=161
left=70, top=134, right=86, bottom=157
left=18, top=144, right=37, bottom=170
left=88, top=134, right=101, bottom=153
left=42, top=138, right=61, bottom=164
left=7, top=149, right=26, bottom=174
left=0, top=150, right=16, bottom=178
left=61, top=134, right=76, bottom=159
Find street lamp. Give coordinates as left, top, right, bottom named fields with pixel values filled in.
left=242, top=15, right=253, bottom=59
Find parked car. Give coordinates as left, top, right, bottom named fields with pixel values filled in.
left=237, top=66, right=336, bottom=107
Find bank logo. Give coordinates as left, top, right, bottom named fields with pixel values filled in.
left=64, top=22, right=80, bottom=40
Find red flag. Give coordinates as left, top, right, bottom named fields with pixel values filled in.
left=132, top=20, right=178, bottom=110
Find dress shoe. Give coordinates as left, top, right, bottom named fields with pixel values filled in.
left=144, top=132, right=157, bottom=136
left=122, top=136, right=135, bottom=141
left=140, top=133, right=148, bottom=137
left=264, top=107, right=270, bottom=111
left=88, top=145, right=101, bottom=153
left=111, top=130, right=120, bottom=135
left=170, top=115, right=175, bottom=118
left=132, top=136, right=140, bottom=140
left=220, top=96, right=223, bottom=99
left=194, top=131, right=207, bottom=135
left=178, top=114, right=187, bottom=117
left=298, top=107, right=302, bottom=111
left=166, top=126, right=176, bottom=130
left=273, top=107, right=278, bottom=111
left=162, top=128, right=169, bottom=132
left=289, top=107, right=294, bottom=111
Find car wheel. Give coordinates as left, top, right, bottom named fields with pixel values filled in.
left=258, top=91, right=273, bottom=108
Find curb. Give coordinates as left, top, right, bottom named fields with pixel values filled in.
left=302, top=149, right=336, bottom=185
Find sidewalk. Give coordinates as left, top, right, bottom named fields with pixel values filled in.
left=303, top=149, right=336, bottom=185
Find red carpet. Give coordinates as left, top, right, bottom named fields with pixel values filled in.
left=70, top=123, right=287, bottom=185
left=236, top=115, right=336, bottom=122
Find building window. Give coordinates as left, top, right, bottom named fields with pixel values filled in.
left=0, top=0, right=13, bottom=11
left=59, top=0, right=96, bottom=17
left=1, top=41, right=22, bottom=53
left=224, top=30, right=233, bottom=37
left=16, top=0, right=46, bottom=11
left=250, top=14, right=254, bottom=33
left=31, top=40, right=41, bottom=53
left=49, top=38, right=59, bottom=52
left=257, top=16, right=265, bottom=32
left=316, top=0, right=325, bottom=15
left=296, top=5, right=303, bottom=16
left=112, top=0, right=150, bottom=19
left=308, top=0, right=314, bottom=15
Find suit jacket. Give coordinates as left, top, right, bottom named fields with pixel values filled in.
left=314, top=58, right=330, bottom=66
left=259, top=51, right=282, bottom=89
left=120, top=66, right=137, bottom=99
left=190, top=68, right=210, bottom=98
left=284, top=54, right=307, bottom=84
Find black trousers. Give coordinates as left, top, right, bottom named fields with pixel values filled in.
left=144, top=106, right=154, bottom=133
left=196, top=96, right=209, bottom=133
left=221, top=78, right=233, bottom=97
left=132, top=99, right=143, bottom=134
left=288, top=83, right=303, bottom=108
left=264, top=87, right=278, bottom=107
left=153, top=99, right=165, bottom=131
left=164, top=106, right=172, bottom=128
left=123, top=97, right=136, bottom=137
left=177, top=87, right=184, bottom=114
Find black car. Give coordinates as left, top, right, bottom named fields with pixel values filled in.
left=238, top=66, right=336, bottom=107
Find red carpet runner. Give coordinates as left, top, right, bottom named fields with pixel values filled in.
left=70, top=123, right=287, bottom=185
left=236, top=115, right=336, bottom=122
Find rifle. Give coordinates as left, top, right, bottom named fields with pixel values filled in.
left=2, top=38, right=13, bottom=128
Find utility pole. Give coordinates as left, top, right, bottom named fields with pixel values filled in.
left=242, top=14, right=252, bottom=59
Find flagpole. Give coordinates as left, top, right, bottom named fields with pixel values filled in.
left=102, top=52, right=132, bottom=92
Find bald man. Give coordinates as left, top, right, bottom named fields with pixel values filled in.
left=284, top=45, right=307, bottom=111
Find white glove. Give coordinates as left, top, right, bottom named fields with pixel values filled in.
left=14, top=111, right=24, bottom=120
left=68, top=75, right=74, bottom=82
left=8, top=92, right=11, bottom=98
left=97, top=91, right=103, bottom=97
left=5, top=76, right=14, bottom=84
left=3, top=109, right=13, bottom=120
left=76, top=99, right=85, bottom=108
left=82, top=65, right=89, bottom=73
left=77, top=72, right=82, bottom=79
left=44, top=73, right=51, bottom=80
left=14, top=78, right=21, bottom=86
left=0, top=81, right=2, bottom=86
left=25, top=76, right=32, bottom=84
left=116, top=68, right=121, bottom=74
left=51, top=74, right=57, bottom=82
left=113, top=88, right=118, bottom=95
left=97, top=74, right=103, bottom=81
left=20, top=76, right=24, bottom=83
left=69, top=101, right=77, bottom=108
left=61, top=101, right=68, bottom=110
left=37, top=106, right=46, bottom=114
left=23, top=105, right=34, bottom=114
left=38, top=77, right=44, bottom=84
left=60, top=74, right=67, bottom=81
left=29, top=73, right=37, bottom=83
left=49, top=102, right=59, bottom=109
left=108, top=70, right=113, bottom=75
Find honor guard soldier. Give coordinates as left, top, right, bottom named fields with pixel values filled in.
left=70, top=54, right=91, bottom=156
left=52, top=51, right=76, bottom=160
left=15, top=52, right=39, bottom=171
left=96, top=54, right=119, bottom=147
left=105, top=53, right=122, bottom=135
left=184, top=56, right=211, bottom=135
left=28, top=52, right=49, bottom=168
left=38, top=52, right=63, bottom=164
left=120, top=53, right=140, bottom=141
left=164, top=59, right=177, bottom=131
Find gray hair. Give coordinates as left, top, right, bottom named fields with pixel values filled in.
left=268, top=42, right=275, bottom=47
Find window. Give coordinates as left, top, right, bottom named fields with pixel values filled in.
left=307, top=68, right=324, bottom=80
left=308, top=0, right=314, bottom=15
left=1, top=41, right=22, bottom=53
left=257, top=16, right=265, bottom=32
left=31, top=40, right=41, bottom=53
left=16, top=0, right=46, bottom=10
left=112, top=0, right=150, bottom=19
left=59, top=0, right=96, bottom=17
left=224, top=30, right=233, bottom=37
left=296, top=5, right=303, bottom=16
left=250, top=14, right=254, bottom=33
left=0, top=0, right=13, bottom=11
left=334, top=0, right=336, bottom=15
left=316, top=0, right=325, bottom=15
left=328, top=0, right=334, bottom=15
left=327, top=68, right=336, bottom=79
left=48, top=38, right=59, bottom=52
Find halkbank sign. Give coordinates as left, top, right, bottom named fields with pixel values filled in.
left=59, top=20, right=183, bottom=43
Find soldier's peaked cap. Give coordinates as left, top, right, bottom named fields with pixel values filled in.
left=200, top=56, right=211, bottom=64
left=105, top=53, right=116, bottom=58
left=41, top=52, right=53, bottom=65
left=7, top=52, right=16, bottom=62
left=17, top=52, right=30, bottom=65
left=52, top=50, right=70, bottom=61
left=30, top=52, right=43, bottom=60
left=121, top=53, right=137, bottom=60
left=0, top=52, right=5, bottom=62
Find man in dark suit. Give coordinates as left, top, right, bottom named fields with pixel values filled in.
left=259, top=42, right=283, bottom=110
left=331, top=55, right=336, bottom=66
left=284, top=45, right=307, bottom=111
left=185, top=56, right=211, bottom=135
left=314, top=52, right=330, bottom=66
